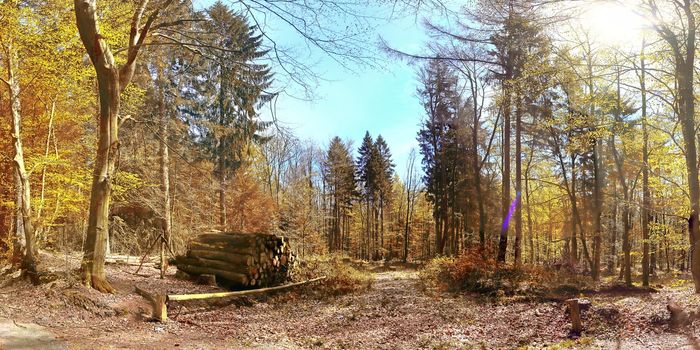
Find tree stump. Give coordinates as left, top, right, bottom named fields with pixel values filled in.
left=135, top=286, right=168, bottom=321
left=566, top=298, right=583, bottom=335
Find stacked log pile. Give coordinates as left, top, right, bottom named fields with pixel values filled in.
left=175, top=232, right=296, bottom=288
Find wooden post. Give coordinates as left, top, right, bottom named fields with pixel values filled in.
left=566, top=298, right=582, bottom=334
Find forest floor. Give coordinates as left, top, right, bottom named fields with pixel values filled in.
left=2, top=252, right=700, bottom=349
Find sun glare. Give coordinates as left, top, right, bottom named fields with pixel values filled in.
left=580, top=2, right=647, bottom=48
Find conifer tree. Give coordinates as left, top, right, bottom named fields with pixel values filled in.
left=183, top=2, right=274, bottom=231
left=324, top=136, right=356, bottom=252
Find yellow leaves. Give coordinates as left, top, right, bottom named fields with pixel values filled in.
left=95, top=0, right=136, bottom=65
left=120, top=84, right=146, bottom=117
left=112, top=170, right=144, bottom=201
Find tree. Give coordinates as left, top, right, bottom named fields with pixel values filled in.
left=417, top=59, right=471, bottom=256
left=403, top=148, right=420, bottom=262
left=639, top=0, right=700, bottom=292
left=374, top=135, right=395, bottom=258
left=324, top=137, right=356, bottom=252
left=183, top=2, right=274, bottom=231
left=73, top=0, right=178, bottom=292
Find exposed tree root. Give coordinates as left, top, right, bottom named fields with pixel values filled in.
left=82, top=271, right=116, bottom=294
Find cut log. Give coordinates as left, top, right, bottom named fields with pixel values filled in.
left=178, top=232, right=296, bottom=289
left=176, top=256, right=258, bottom=275
left=189, top=242, right=258, bottom=256
left=196, top=274, right=217, bottom=286
left=167, top=276, right=327, bottom=302
left=187, top=249, right=255, bottom=266
left=176, top=264, right=250, bottom=286
left=197, top=233, right=260, bottom=246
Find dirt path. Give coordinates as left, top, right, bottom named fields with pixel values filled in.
left=145, top=268, right=573, bottom=349
left=4, top=261, right=700, bottom=349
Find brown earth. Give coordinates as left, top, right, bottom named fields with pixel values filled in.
left=1, top=253, right=700, bottom=349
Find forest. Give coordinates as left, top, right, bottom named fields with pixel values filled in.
left=3, top=0, right=700, bottom=348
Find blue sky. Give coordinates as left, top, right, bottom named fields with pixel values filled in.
left=252, top=6, right=435, bottom=179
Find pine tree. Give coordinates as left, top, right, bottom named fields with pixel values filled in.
left=356, top=132, right=376, bottom=259
left=183, top=2, right=274, bottom=231
left=324, top=137, right=356, bottom=252
left=417, top=60, right=462, bottom=256
left=374, top=135, right=395, bottom=258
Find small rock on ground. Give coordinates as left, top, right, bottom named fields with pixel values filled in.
left=0, top=318, right=67, bottom=350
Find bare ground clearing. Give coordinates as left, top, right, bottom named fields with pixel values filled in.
left=1, top=253, right=700, bottom=349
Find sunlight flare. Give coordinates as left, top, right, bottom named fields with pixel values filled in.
left=579, top=2, right=647, bottom=47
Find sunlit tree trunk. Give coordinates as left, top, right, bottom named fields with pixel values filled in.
left=74, top=0, right=168, bottom=292
left=588, top=45, right=603, bottom=281
left=640, top=44, right=650, bottom=287
left=5, top=40, right=38, bottom=276
left=646, top=0, right=700, bottom=293
left=498, top=86, right=511, bottom=263
left=525, top=147, right=534, bottom=265
left=38, top=98, right=57, bottom=221
left=159, top=80, right=171, bottom=279
left=514, top=94, right=522, bottom=267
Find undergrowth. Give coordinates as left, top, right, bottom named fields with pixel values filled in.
left=292, top=254, right=373, bottom=296
left=420, top=246, right=590, bottom=298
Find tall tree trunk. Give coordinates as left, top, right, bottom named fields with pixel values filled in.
left=498, top=88, right=511, bottom=263
left=514, top=96, right=522, bottom=266
left=38, top=98, right=57, bottom=221
left=158, top=81, right=171, bottom=279
left=6, top=42, right=38, bottom=276
left=679, top=59, right=700, bottom=292
left=81, top=66, right=119, bottom=293
left=217, top=63, right=227, bottom=231
left=570, top=156, right=578, bottom=265
left=473, top=97, right=486, bottom=250
left=75, top=0, right=165, bottom=292
left=404, top=153, right=415, bottom=263
left=13, top=169, right=25, bottom=264
left=610, top=68, right=632, bottom=287
left=525, top=148, right=534, bottom=265
left=380, top=196, right=385, bottom=259
left=591, top=116, right=603, bottom=278
left=622, top=194, right=632, bottom=287
left=640, top=44, right=650, bottom=287
left=609, top=183, right=618, bottom=274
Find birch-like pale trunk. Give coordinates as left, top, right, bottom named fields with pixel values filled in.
left=5, top=39, right=38, bottom=275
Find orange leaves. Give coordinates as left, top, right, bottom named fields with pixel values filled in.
left=226, top=168, right=276, bottom=233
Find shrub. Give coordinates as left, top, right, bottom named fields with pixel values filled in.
left=419, top=246, right=556, bottom=296
left=292, top=254, right=372, bottom=296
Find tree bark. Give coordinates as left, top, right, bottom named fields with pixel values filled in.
left=74, top=0, right=167, bottom=292
left=514, top=95, right=522, bottom=266
left=647, top=0, right=700, bottom=293
left=6, top=40, right=38, bottom=276
left=525, top=147, right=534, bottom=265
left=588, top=45, right=603, bottom=281
left=159, top=77, right=171, bottom=279
left=640, top=43, right=650, bottom=287
left=498, top=87, right=511, bottom=263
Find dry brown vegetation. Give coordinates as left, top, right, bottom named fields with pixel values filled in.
left=1, top=252, right=700, bottom=349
